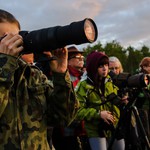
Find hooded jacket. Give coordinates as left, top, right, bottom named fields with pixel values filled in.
left=75, top=51, right=120, bottom=137
left=86, top=51, right=108, bottom=83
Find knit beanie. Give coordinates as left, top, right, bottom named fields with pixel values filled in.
left=86, top=51, right=109, bottom=82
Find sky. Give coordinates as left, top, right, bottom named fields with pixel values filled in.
left=0, top=0, right=150, bottom=50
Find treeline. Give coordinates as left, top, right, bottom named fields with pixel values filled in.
left=82, top=40, right=150, bottom=74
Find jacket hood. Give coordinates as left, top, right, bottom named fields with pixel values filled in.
left=86, top=51, right=108, bottom=82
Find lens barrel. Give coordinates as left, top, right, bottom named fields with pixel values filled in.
left=19, top=18, right=98, bottom=53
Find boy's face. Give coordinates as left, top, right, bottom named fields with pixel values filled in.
left=0, top=22, right=19, bottom=38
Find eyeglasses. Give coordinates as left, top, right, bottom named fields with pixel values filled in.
left=109, top=67, right=119, bottom=70
left=69, top=55, right=85, bottom=60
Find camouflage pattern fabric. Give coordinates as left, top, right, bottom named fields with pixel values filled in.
left=0, top=54, right=77, bottom=150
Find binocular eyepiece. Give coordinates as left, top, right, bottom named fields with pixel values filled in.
left=19, top=18, right=98, bottom=54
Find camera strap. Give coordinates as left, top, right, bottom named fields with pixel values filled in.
left=84, top=86, right=112, bottom=108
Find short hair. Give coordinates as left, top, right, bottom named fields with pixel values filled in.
left=139, top=57, right=150, bottom=67
left=0, top=9, right=20, bottom=29
left=109, top=56, right=123, bottom=73
left=139, top=57, right=150, bottom=73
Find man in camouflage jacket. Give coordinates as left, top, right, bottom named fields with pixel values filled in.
left=0, top=9, right=77, bottom=150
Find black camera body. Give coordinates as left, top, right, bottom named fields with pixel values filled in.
left=108, top=71, right=150, bottom=107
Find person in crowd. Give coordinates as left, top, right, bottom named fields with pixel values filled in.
left=109, top=56, right=123, bottom=75
left=139, top=57, right=150, bottom=132
left=67, top=46, right=85, bottom=87
left=67, top=48, right=87, bottom=86
left=109, top=56, right=128, bottom=149
left=0, top=9, right=77, bottom=150
left=75, top=51, right=124, bottom=150
left=109, top=56, right=128, bottom=103
left=52, top=46, right=91, bottom=150
left=136, top=57, right=150, bottom=148
left=139, top=56, right=150, bottom=76
left=21, top=52, right=56, bottom=150
left=120, top=57, right=150, bottom=150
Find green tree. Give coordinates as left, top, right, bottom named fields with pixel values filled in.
left=82, top=41, right=103, bottom=58
left=102, top=40, right=127, bottom=71
left=124, top=46, right=141, bottom=73
left=140, top=45, right=150, bottom=57
left=81, top=40, right=150, bottom=74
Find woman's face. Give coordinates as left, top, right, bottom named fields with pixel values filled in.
left=109, top=61, right=120, bottom=75
left=97, top=64, right=109, bottom=79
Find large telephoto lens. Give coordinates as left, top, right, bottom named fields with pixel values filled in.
left=127, top=73, right=149, bottom=88
left=19, top=18, right=98, bottom=53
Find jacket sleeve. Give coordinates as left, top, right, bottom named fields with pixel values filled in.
left=46, top=70, right=78, bottom=127
left=0, top=54, right=19, bottom=117
left=75, top=82, right=100, bottom=121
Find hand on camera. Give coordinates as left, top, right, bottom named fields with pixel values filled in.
left=0, top=33, right=23, bottom=56
left=100, top=110, right=115, bottom=125
left=49, top=47, right=68, bottom=73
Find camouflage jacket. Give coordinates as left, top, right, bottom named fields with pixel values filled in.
left=0, top=54, right=77, bottom=150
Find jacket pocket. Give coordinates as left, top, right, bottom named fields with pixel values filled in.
left=27, top=85, right=47, bottom=121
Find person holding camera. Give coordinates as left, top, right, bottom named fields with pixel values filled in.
left=109, top=56, right=123, bottom=75
left=52, top=46, right=91, bottom=150
left=108, top=56, right=128, bottom=149
left=75, top=51, right=124, bottom=150
left=137, top=57, right=150, bottom=146
left=109, top=56, right=128, bottom=104
left=0, top=9, right=77, bottom=150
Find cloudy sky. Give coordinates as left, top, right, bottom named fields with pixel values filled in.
left=0, top=0, right=150, bottom=50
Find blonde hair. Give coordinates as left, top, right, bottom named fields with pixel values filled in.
left=109, top=56, right=123, bottom=73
